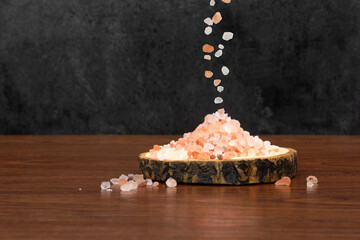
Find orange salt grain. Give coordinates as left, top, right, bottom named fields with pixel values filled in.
left=203, top=44, right=214, bottom=53
left=214, top=79, right=221, bottom=86
left=205, top=71, right=213, bottom=78
left=275, top=176, right=291, bottom=186
left=198, top=152, right=210, bottom=160
left=192, top=151, right=199, bottom=159
left=212, top=12, right=222, bottom=24
left=222, top=0, right=231, bottom=3
left=118, top=179, right=127, bottom=186
left=153, top=145, right=161, bottom=151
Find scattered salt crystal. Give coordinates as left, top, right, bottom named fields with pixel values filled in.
left=100, top=181, right=111, bottom=190
left=204, top=55, right=211, bottom=60
left=221, top=66, right=229, bottom=75
left=215, top=49, right=223, bottom=58
left=306, top=176, right=318, bottom=184
left=204, top=17, right=213, bottom=26
left=137, top=179, right=147, bottom=187
left=133, top=174, right=144, bottom=182
left=275, top=177, right=291, bottom=186
left=146, top=179, right=153, bottom=186
left=218, top=44, right=224, bottom=49
left=205, top=26, right=212, bottom=35
left=307, top=182, right=314, bottom=187
left=222, top=123, right=233, bottom=133
left=222, top=0, right=231, bottom=3
left=222, top=32, right=234, bottom=41
left=106, top=189, right=112, bottom=192
left=210, top=0, right=215, bottom=6
left=212, top=12, right=222, bottom=24
left=79, top=188, right=82, bottom=191
left=120, top=182, right=132, bottom=191
left=153, top=181, right=159, bottom=187
left=110, top=178, right=119, bottom=185
left=214, top=97, right=223, bottom=104
left=166, top=177, right=177, bottom=188
left=217, top=86, right=224, bottom=92
left=205, top=71, right=213, bottom=78
left=213, top=79, right=221, bottom=86
left=118, top=179, right=127, bottom=186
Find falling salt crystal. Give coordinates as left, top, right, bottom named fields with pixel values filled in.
left=204, top=17, right=213, bottom=26
left=217, top=86, right=224, bottom=92
left=100, top=181, right=110, bottom=190
left=215, top=50, right=223, bottom=58
left=110, top=178, right=119, bottom=185
left=119, top=174, right=129, bottom=181
left=212, top=12, right=222, bottom=24
left=166, top=177, right=177, bottom=188
left=221, top=66, right=230, bottom=75
left=214, top=79, right=221, bottom=86
left=146, top=179, right=153, bottom=186
left=205, top=26, right=212, bottom=35
left=218, top=44, right=224, bottom=49
left=210, top=0, right=215, bottom=6
left=214, top=97, right=223, bottom=104
left=204, top=55, right=211, bottom=60
left=222, top=32, right=234, bottom=41
left=307, top=182, right=314, bottom=187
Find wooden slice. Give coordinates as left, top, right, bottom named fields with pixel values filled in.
left=138, top=148, right=297, bottom=185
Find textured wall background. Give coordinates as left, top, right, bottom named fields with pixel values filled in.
left=0, top=0, right=359, bottom=134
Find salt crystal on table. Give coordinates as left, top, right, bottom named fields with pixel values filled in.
left=218, top=44, right=224, bottom=49
left=306, top=176, right=318, bottom=184
left=215, top=50, right=223, bottom=57
left=205, top=26, right=212, bottom=35
left=307, top=182, right=314, bottom=187
left=217, top=86, right=224, bottom=92
left=214, top=79, right=221, bottom=86
left=133, top=174, right=144, bottom=181
left=119, top=174, right=128, bottom=181
left=118, top=179, right=127, bottom=186
left=166, top=178, right=177, bottom=188
left=222, top=32, right=234, bottom=41
left=100, top=181, right=110, bottom=190
left=204, top=55, right=211, bottom=60
left=146, top=179, right=153, bottom=186
left=120, top=182, right=132, bottom=191
left=214, top=97, right=223, bottom=104
left=204, top=17, right=213, bottom=26
left=275, top=177, right=291, bottom=186
left=153, top=182, right=159, bottom=187
left=222, top=0, right=231, bottom=3
left=221, top=66, right=230, bottom=75
left=110, top=178, right=119, bottom=185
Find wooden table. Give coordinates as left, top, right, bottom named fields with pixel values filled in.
left=1, top=135, right=360, bottom=239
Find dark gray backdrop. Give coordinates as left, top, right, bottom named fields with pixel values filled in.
left=0, top=0, right=359, bottom=134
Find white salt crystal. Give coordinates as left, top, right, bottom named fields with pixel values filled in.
left=166, top=177, right=177, bottom=188
left=215, top=49, right=223, bottom=57
left=221, top=66, right=230, bottom=75
left=217, top=86, right=224, bottom=92
left=247, top=136, right=255, bottom=147
left=120, top=182, right=132, bottom=191
left=307, top=182, right=314, bottom=187
left=204, top=17, right=213, bottom=26
left=119, top=174, right=129, bottom=181
left=222, top=32, right=234, bottom=41
left=204, top=143, right=214, bottom=150
left=210, top=0, right=215, bottom=6
left=146, top=179, right=153, bottom=186
left=218, top=44, right=224, bottom=49
left=110, top=178, right=119, bottom=185
left=205, top=26, right=212, bottom=35
left=100, top=181, right=110, bottom=190
left=214, top=97, right=223, bottom=104
left=204, top=55, right=211, bottom=60
left=222, top=123, right=233, bottom=133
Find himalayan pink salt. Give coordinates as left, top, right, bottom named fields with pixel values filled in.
left=214, top=79, right=221, bottom=86
left=118, top=179, right=127, bottom=186
left=222, top=0, right=231, bottom=3
left=121, top=180, right=138, bottom=191
left=275, top=177, right=291, bottom=186
left=212, top=12, right=222, bottom=24
left=306, top=175, right=318, bottom=184
left=205, top=71, right=213, bottom=78
left=203, top=44, right=214, bottom=53
left=146, top=179, right=153, bottom=186
left=119, top=174, right=128, bottom=181
left=133, top=174, right=144, bottom=182
left=166, top=178, right=177, bottom=187
left=153, top=181, right=159, bottom=187
left=137, top=179, right=147, bottom=187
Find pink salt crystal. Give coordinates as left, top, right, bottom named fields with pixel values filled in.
left=153, top=182, right=159, bottom=187
left=137, top=179, right=147, bottom=187
left=275, top=177, right=291, bottom=186
left=146, top=179, right=153, bottom=186
left=133, top=174, right=144, bottom=182
left=118, top=179, right=127, bottom=186
left=306, top=176, right=318, bottom=184
left=166, top=177, right=177, bottom=188
left=120, top=182, right=133, bottom=191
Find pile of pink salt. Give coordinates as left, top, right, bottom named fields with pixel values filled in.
left=148, top=109, right=280, bottom=160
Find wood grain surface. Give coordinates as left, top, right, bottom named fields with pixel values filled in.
left=0, top=135, right=360, bottom=240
